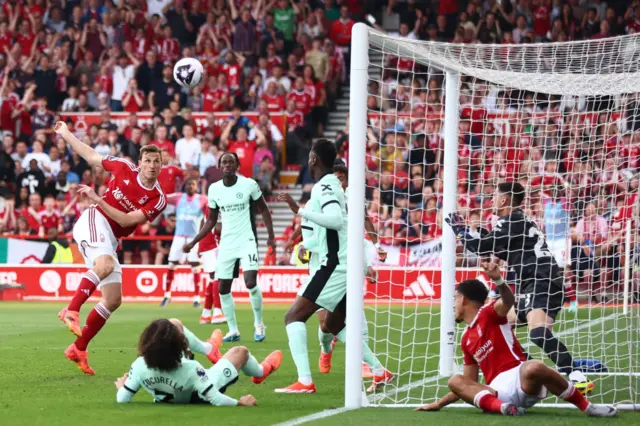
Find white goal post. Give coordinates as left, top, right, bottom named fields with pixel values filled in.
left=346, top=22, right=640, bottom=410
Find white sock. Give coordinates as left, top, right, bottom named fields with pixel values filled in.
left=202, top=309, right=212, bottom=317
left=299, top=375, right=313, bottom=385
left=164, top=292, right=171, bottom=298
left=213, top=308, right=223, bottom=316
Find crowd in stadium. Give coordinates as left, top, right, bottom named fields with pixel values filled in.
left=0, top=0, right=637, bottom=298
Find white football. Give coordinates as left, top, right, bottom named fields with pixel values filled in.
left=173, top=58, right=204, bottom=89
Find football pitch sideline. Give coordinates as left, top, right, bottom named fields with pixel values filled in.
left=0, top=303, right=636, bottom=426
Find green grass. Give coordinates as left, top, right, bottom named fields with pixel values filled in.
left=0, top=302, right=637, bottom=426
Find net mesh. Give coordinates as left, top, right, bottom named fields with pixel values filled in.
left=359, top=30, right=640, bottom=407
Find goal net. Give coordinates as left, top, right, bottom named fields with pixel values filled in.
left=345, top=24, right=640, bottom=410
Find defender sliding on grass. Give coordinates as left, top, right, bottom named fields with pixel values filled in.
left=115, top=318, right=282, bottom=406
left=415, top=262, right=616, bottom=417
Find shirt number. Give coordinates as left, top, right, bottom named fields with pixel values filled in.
left=529, top=226, right=552, bottom=259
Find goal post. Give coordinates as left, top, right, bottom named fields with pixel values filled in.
left=346, top=25, right=640, bottom=410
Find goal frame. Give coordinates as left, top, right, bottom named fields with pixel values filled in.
left=345, top=23, right=639, bottom=410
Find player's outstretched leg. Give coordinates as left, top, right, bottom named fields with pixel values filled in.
left=219, top=279, right=240, bottom=342
left=276, top=297, right=318, bottom=394
left=161, top=264, right=176, bottom=307
left=519, top=360, right=616, bottom=417
left=316, top=310, right=335, bottom=373
left=191, top=265, right=201, bottom=308
left=447, top=374, right=525, bottom=416
left=527, top=310, right=594, bottom=394
left=59, top=270, right=100, bottom=337
left=245, top=271, right=265, bottom=342
left=217, top=345, right=282, bottom=385
left=169, top=319, right=222, bottom=364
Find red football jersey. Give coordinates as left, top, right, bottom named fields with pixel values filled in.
left=16, top=33, right=35, bottom=56
left=0, top=32, right=12, bottom=53
left=198, top=220, right=220, bottom=253
left=222, top=63, right=242, bottom=90
left=157, top=164, right=185, bottom=194
left=287, top=90, right=312, bottom=115
left=262, top=93, right=286, bottom=113
left=99, top=157, right=167, bottom=239
left=40, top=210, right=61, bottom=232
left=461, top=301, right=527, bottom=385
left=227, top=140, right=256, bottom=178
left=285, top=110, right=304, bottom=129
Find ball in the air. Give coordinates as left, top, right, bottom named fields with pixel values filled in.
left=173, top=58, right=204, bottom=89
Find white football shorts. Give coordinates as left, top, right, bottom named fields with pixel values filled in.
left=490, top=364, right=547, bottom=408
left=168, top=236, right=200, bottom=264
left=72, top=207, right=122, bottom=288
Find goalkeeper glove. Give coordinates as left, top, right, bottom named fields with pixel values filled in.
left=444, top=212, right=468, bottom=239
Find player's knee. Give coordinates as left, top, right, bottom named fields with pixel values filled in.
left=93, top=255, right=115, bottom=279
left=168, top=263, right=176, bottom=270
left=447, top=374, right=464, bottom=392
left=523, top=360, right=547, bottom=379
left=227, top=346, right=249, bottom=364
left=102, top=293, right=122, bottom=311
left=319, top=322, right=332, bottom=334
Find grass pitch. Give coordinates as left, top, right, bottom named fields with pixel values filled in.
left=0, top=302, right=636, bottom=425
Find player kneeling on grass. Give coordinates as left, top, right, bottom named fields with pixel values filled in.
left=415, top=262, right=616, bottom=417
left=115, top=318, right=282, bottom=406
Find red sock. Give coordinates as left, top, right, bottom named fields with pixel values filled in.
left=67, top=271, right=100, bottom=313
left=193, top=271, right=200, bottom=296
left=474, top=390, right=503, bottom=413
left=165, top=269, right=175, bottom=292
left=211, top=280, right=221, bottom=309
left=74, top=302, right=111, bottom=351
left=204, top=282, right=213, bottom=310
left=560, top=383, right=590, bottom=411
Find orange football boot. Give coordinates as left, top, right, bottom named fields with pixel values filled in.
left=275, top=381, right=316, bottom=394
left=64, top=343, right=95, bottom=375
left=58, top=308, right=82, bottom=337
left=367, top=370, right=394, bottom=392
left=252, top=350, right=283, bottom=384
left=206, top=329, right=223, bottom=364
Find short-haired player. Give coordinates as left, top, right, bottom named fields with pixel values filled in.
left=277, top=139, right=392, bottom=393
left=160, top=178, right=208, bottom=308
left=446, top=181, right=593, bottom=393
left=183, top=152, right=276, bottom=342
left=415, top=262, right=616, bottom=418
left=115, top=318, right=282, bottom=406
left=54, top=121, right=167, bottom=375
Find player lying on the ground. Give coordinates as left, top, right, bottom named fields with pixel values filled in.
left=54, top=121, right=166, bottom=375
left=446, top=181, right=593, bottom=393
left=276, top=139, right=392, bottom=394
left=183, top=152, right=275, bottom=343
left=115, top=318, right=282, bottom=406
left=415, top=262, right=616, bottom=417
left=161, top=178, right=208, bottom=308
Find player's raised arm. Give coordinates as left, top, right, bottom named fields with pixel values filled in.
left=481, top=260, right=515, bottom=317
left=53, top=121, right=103, bottom=167
left=415, top=364, right=479, bottom=411
left=445, top=212, right=510, bottom=256
left=77, top=185, right=148, bottom=228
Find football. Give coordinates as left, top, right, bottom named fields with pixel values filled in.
left=173, top=58, right=204, bottom=89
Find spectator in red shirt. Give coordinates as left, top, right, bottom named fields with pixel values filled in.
left=122, top=79, right=145, bottom=112
left=330, top=5, right=355, bottom=47
left=220, top=120, right=266, bottom=178
left=150, top=126, right=176, bottom=159
left=22, top=192, right=43, bottom=233
left=158, top=159, right=186, bottom=196
left=262, top=81, right=286, bottom=113
left=287, top=76, right=312, bottom=116
left=38, top=195, right=62, bottom=238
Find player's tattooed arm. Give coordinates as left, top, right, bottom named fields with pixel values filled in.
left=184, top=207, right=219, bottom=253
left=481, top=261, right=515, bottom=317
left=256, top=196, right=275, bottom=249
left=53, top=121, right=103, bottom=167
left=77, top=185, right=148, bottom=228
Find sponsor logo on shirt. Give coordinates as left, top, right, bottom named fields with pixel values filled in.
left=473, top=339, right=494, bottom=363
left=139, top=195, right=149, bottom=204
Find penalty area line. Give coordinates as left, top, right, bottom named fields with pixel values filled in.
left=271, top=407, right=352, bottom=426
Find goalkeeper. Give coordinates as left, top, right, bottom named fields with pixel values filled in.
left=445, top=181, right=593, bottom=394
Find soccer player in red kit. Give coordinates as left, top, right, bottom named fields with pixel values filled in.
left=54, top=121, right=166, bottom=375
left=198, top=227, right=226, bottom=325
left=415, top=262, right=617, bottom=417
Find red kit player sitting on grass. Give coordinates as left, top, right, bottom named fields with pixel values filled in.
left=415, top=261, right=617, bottom=417
left=54, top=121, right=167, bottom=375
